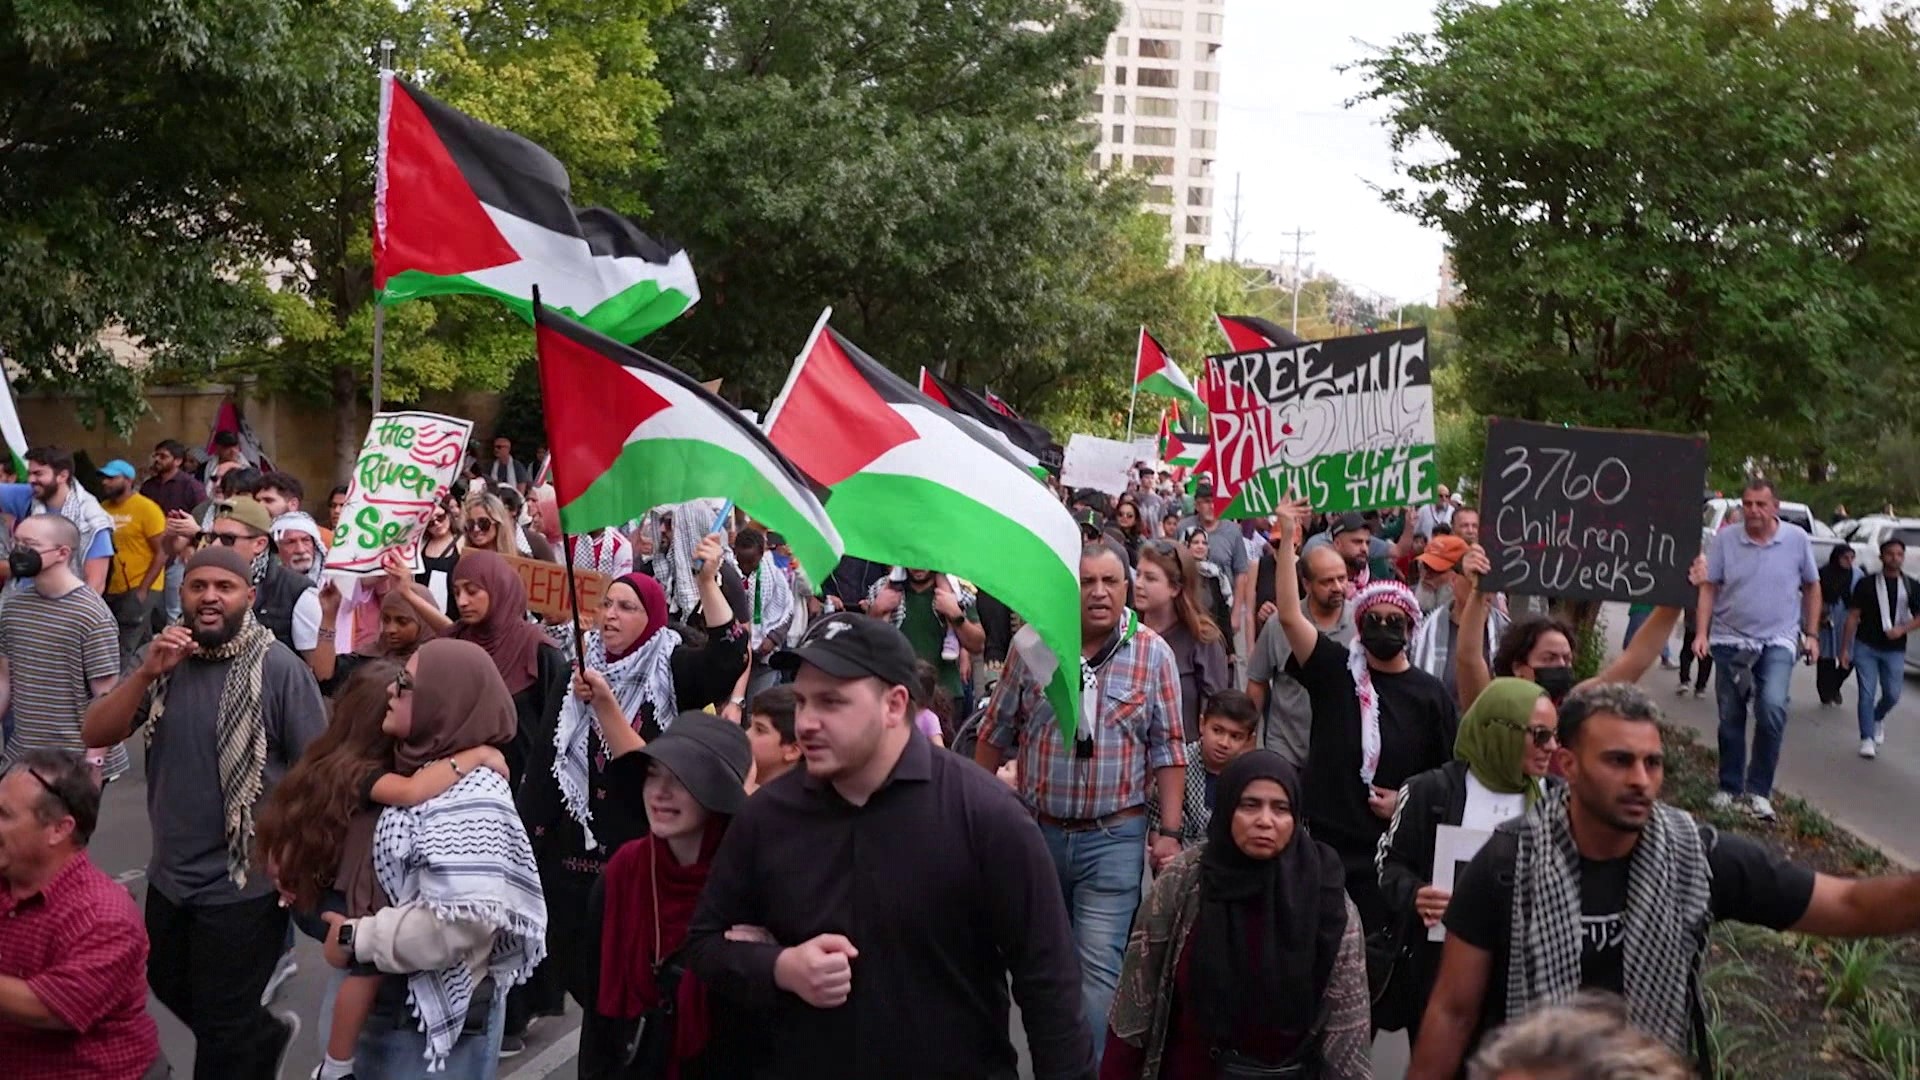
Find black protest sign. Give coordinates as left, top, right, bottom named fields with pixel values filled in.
left=1478, top=419, right=1707, bottom=606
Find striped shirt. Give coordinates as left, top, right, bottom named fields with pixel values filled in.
left=982, top=624, right=1186, bottom=820
left=0, top=585, right=128, bottom=778
left=0, top=852, right=162, bottom=1080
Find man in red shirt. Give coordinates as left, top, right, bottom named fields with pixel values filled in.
left=0, top=749, right=163, bottom=1079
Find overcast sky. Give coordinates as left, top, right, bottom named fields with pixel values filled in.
left=1212, top=0, right=1445, bottom=304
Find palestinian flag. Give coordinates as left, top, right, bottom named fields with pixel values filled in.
left=1157, top=411, right=1207, bottom=469
left=206, top=400, right=274, bottom=473
left=917, top=367, right=1053, bottom=476
left=767, top=313, right=1085, bottom=740
left=1133, top=327, right=1204, bottom=414
left=1216, top=313, right=1305, bottom=352
left=375, top=72, right=698, bottom=343
left=0, top=365, right=25, bottom=479
left=534, top=301, right=842, bottom=581
left=983, top=388, right=1020, bottom=420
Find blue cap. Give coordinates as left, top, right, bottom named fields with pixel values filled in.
left=99, top=459, right=138, bottom=479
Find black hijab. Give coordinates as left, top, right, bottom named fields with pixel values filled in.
left=1819, top=545, right=1855, bottom=608
left=1189, top=751, right=1349, bottom=1046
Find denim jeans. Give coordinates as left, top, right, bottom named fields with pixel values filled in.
left=1040, top=813, right=1147, bottom=1067
left=1711, top=644, right=1794, bottom=797
left=319, top=966, right=507, bottom=1079
left=163, top=560, right=185, bottom=621
left=1623, top=607, right=1672, bottom=663
left=1852, top=641, right=1906, bottom=739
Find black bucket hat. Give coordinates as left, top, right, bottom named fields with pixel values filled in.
left=637, top=711, right=753, bottom=816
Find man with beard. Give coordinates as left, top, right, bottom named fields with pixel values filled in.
left=977, top=544, right=1185, bottom=1066
left=268, top=512, right=328, bottom=588
left=1409, top=683, right=1920, bottom=1078
left=869, top=567, right=983, bottom=702
left=1302, top=511, right=1394, bottom=593
left=686, top=613, right=1094, bottom=1080
left=0, top=446, right=115, bottom=593
left=253, top=472, right=304, bottom=520
left=206, top=497, right=321, bottom=659
left=1248, top=544, right=1353, bottom=768
left=1409, top=534, right=1510, bottom=703
left=1269, top=501, right=1455, bottom=934
left=99, top=459, right=171, bottom=670
left=0, top=516, right=125, bottom=780
left=142, top=440, right=206, bottom=623
left=80, top=546, right=325, bottom=1077
left=736, top=526, right=796, bottom=705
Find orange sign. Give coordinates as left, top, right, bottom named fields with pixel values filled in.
left=505, top=554, right=610, bottom=629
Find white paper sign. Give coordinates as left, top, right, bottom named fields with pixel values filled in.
left=326, top=410, right=474, bottom=576
left=1430, top=824, right=1494, bottom=942
left=1060, top=434, right=1140, bottom=496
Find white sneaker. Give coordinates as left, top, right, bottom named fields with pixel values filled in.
left=1676, top=684, right=1692, bottom=697
left=940, top=628, right=960, bottom=662
left=1708, top=791, right=1735, bottom=811
left=1874, top=722, right=1886, bottom=745
left=261, top=952, right=298, bottom=1006
left=1861, top=739, right=1878, bottom=759
left=1748, top=795, right=1778, bottom=822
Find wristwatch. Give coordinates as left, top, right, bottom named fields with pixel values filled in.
left=728, top=696, right=747, bottom=709
left=1155, top=827, right=1183, bottom=840
left=337, top=920, right=356, bottom=954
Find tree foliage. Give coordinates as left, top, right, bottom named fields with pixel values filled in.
left=635, top=0, right=1146, bottom=411
left=1355, top=0, right=1920, bottom=481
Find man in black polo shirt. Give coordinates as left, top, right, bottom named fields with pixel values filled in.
left=683, top=613, right=1094, bottom=1080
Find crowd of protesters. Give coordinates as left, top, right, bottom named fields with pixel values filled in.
left=3, top=432, right=1920, bottom=1080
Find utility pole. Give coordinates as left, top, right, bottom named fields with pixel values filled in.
left=1282, top=227, right=1315, bottom=334
left=1225, top=172, right=1247, bottom=263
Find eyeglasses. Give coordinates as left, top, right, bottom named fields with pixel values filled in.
left=1360, top=612, right=1411, bottom=632
left=465, top=520, right=495, bottom=534
left=24, top=768, right=71, bottom=817
left=1498, top=720, right=1560, bottom=749
left=391, top=668, right=414, bottom=696
left=200, top=532, right=247, bottom=547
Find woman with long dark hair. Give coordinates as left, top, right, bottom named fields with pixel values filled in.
left=1102, top=751, right=1372, bottom=1078
left=1377, top=677, right=1558, bottom=1042
left=516, top=530, right=747, bottom=1067
left=1107, top=496, right=1146, bottom=567
left=1816, top=545, right=1860, bottom=706
left=1135, top=540, right=1229, bottom=742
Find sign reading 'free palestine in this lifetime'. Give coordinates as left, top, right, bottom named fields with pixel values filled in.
left=325, top=410, right=475, bottom=576
left=1203, top=327, right=1434, bottom=517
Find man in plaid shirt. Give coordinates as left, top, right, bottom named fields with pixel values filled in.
left=976, top=542, right=1186, bottom=1068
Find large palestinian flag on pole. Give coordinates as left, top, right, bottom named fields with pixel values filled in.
left=1216, top=313, right=1305, bottom=352
left=1157, top=408, right=1207, bottom=469
left=768, top=314, right=1085, bottom=740
left=375, top=73, right=699, bottom=343
left=534, top=300, right=841, bottom=581
left=0, top=365, right=27, bottom=480
left=916, top=367, right=1052, bottom=477
left=1134, top=327, right=1204, bottom=415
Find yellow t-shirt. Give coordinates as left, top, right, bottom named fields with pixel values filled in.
left=105, top=492, right=167, bottom=593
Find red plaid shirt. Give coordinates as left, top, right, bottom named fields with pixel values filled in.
left=981, top=624, right=1187, bottom=820
left=0, top=852, right=160, bottom=1080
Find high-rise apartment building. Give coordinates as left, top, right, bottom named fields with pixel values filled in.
left=1086, top=1, right=1226, bottom=265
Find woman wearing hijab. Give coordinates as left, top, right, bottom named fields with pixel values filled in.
left=516, top=531, right=747, bottom=1026
left=314, top=640, right=548, bottom=1077
left=588, top=712, right=754, bottom=1079
left=1377, top=677, right=1558, bottom=1042
left=1816, top=544, right=1860, bottom=706
left=1103, top=752, right=1372, bottom=1079
left=417, top=549, right=570, bottom=786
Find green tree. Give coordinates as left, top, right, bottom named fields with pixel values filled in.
left=634, top=0, right=1142, bottom=414
left=1355, top=0, right=1920, bottom=481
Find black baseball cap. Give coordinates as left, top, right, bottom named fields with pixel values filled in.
left=1074, top=508, right=1106, bottom=536
left=771, top=612, right=919, bottom=689
left=1194, top=479, right=1216, bottom=499
left=1331, top=511, right=1371, bottom=536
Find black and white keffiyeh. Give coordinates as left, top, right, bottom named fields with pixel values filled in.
left=666, top=498, right=736, bottom=617
left=747, top=560, right=794, bottom=651
left=1878, top=573, right=1912, bottom=637
left=551, top=627, right=680, bottom=851
left=1505, top=786, right=1713, bottom=1052
left=373, top=768, right=547, bottom=1072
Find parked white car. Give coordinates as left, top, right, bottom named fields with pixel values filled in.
left=1833, top=515, right=1920, bottom=575
left=1701, top=498, right=1842, bottom=567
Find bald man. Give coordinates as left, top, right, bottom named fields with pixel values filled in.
left=0, top=515, right=124, bottom=778
left=1248, top=544, right=1354, bottom=767
left=83, top=546, right=325, bottom=1078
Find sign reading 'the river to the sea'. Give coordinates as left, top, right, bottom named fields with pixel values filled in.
left=1478, top=418, right=1707, bottom=606
left=325, top=410, right=474, bottom=576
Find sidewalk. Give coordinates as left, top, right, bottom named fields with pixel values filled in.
left=1601, top=604, right=1920, bottom=868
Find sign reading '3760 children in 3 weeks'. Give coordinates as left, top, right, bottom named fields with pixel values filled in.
left=1203, top=327, right=1434, bottom=517
left=326, top=410, right=474, bottom=575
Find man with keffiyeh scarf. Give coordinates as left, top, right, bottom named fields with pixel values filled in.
left=1409, top=683, right=1920, bottom=1079
left=81, top=545, right=328, bottom=1079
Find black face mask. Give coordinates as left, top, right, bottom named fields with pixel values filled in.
left=7, top=548, right=44, bottom=580
left=1359, top=622, right=1407, bottom=661
left=1532, top=665, right=1576, bottom=701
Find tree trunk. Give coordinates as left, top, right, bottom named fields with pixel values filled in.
left=1805, top=446, right=1826, bottom=486
left=332, top=363, right=361, bottom=482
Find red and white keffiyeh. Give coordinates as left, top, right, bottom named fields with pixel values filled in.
left=1347, top=580, right=1423, bottom=787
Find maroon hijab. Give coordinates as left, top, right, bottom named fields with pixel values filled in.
left=444, top=549, right=544, bottom=696
left=606, top=572, right=671, bottom=662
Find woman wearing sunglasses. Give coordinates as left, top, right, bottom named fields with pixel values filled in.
left=1376, top=676, right=1558, bottom=1041
left=461, top=493, right=520, bottom=558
